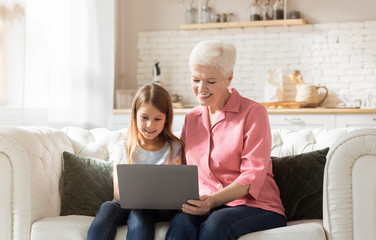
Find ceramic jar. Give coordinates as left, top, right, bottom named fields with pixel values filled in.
left=295, top=84, right=328, bottom=107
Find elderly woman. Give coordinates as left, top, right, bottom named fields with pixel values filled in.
left=166, top=40, right=286, bottom=240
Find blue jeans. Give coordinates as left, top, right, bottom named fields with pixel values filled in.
left=127, top=209, right=178, bottom=240
left=87, top=201, right=130, bottom=240
left=87, top=200, right=178, bottom=240
left=165, top=205, right=287, bottom=240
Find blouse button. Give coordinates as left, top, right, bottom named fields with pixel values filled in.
left=216, top=184, right=221, bottom=189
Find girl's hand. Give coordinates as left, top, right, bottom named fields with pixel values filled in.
left=181, top=195, right=216, bottom=215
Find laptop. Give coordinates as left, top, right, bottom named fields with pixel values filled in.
left=117, top=164, right=199, bottom=209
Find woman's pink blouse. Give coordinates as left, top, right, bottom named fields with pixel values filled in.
left=181, top=88, right=285, bottom=216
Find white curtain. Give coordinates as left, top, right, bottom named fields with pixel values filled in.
left=0, top=0, right=115, bottom=128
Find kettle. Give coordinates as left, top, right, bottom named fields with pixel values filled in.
left=153, top=62, right=161, bottom=85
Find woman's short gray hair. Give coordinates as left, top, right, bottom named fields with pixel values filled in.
left=189, top=40, right=237, bottom=78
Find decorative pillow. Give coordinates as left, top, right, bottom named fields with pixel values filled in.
left=60, top=151, right=114, bottom=216
left=271, top=147, right=329, bottom=221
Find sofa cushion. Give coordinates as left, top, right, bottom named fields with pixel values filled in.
left=239, top=220, right=326, bottom=240
left=272, top=148, right=329, bottom=221
left=31, top=215, right=94, bottom=240
left=30, top=216, right=325, bottom=240
left=60, top=152, right=113, bottom=216
left=30, top=215, right=170, bottom=240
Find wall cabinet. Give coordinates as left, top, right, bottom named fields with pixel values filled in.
left=267, top=109, right=376, bottom=130
left=267, top=114, right=336, bottom=130
left=335, top=114, right=376, bottom=129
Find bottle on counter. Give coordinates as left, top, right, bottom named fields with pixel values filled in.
left=250, top=0, right=261, bottom=21
left=261, top=0, right=273, bottom=20
left=273, top=0, right=284, bottom=20
left=153, top=62, right=162, bottom=85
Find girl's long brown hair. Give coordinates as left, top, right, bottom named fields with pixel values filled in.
left=126, top=84, right=185, bottom=164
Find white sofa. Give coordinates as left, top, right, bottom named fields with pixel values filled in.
left=1, top=126, right=376, bottom=240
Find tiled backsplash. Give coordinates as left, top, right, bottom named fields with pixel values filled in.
left=136, top=21, right=376, bottom=108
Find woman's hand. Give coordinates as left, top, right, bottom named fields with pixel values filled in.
left=182, top=182, right=251, bottom=215
left=182, top=195, right=216, bottom=215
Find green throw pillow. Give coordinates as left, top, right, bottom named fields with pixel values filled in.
left=272, top=147, right=329, bottom=221
left=60, top=151, right=114, bottom=216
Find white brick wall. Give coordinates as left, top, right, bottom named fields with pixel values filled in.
left=137, top=20, right=376, bottom=108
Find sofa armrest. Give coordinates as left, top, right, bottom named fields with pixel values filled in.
left=323, top=128, right=376, bottom=240
left=0, top=127, right=73, bottom=240
left=0, top=133, right=31, bottom=240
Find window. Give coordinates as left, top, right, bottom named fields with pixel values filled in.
left=0, top=1, right=115, bottom=128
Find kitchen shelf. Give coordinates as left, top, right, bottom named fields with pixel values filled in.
left=179, top=19, right=307, bottom=30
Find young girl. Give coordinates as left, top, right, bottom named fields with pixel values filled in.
left=87, top=84, right=184, bottom=240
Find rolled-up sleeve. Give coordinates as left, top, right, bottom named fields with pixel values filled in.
left=234, top=105, right=272, bottom=200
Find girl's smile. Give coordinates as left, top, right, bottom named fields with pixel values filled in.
left=136, top=103, right=166, bottom=148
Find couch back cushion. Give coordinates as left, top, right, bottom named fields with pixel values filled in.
left=271, top=128, right=353, bottom=157
left=61, top=126, right=127, bottom=159
left=62, top=127, right=354, bottom=159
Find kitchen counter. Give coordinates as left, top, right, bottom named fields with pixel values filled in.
left=114, top=108, right=376, bottom=115
left=112, top=108, right=376, bottom=130
left=265, top=108, right=376, bottom=114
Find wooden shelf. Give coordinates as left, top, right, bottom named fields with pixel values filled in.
left=179, top=19, right=307, bottom=30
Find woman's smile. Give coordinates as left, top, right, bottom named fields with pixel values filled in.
left=191, top=64, right=232, bottom=112
left=198, top=92, right=212, bottom=98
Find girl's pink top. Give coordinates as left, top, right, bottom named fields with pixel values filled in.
left=181, top=88, right=285, bottom=216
